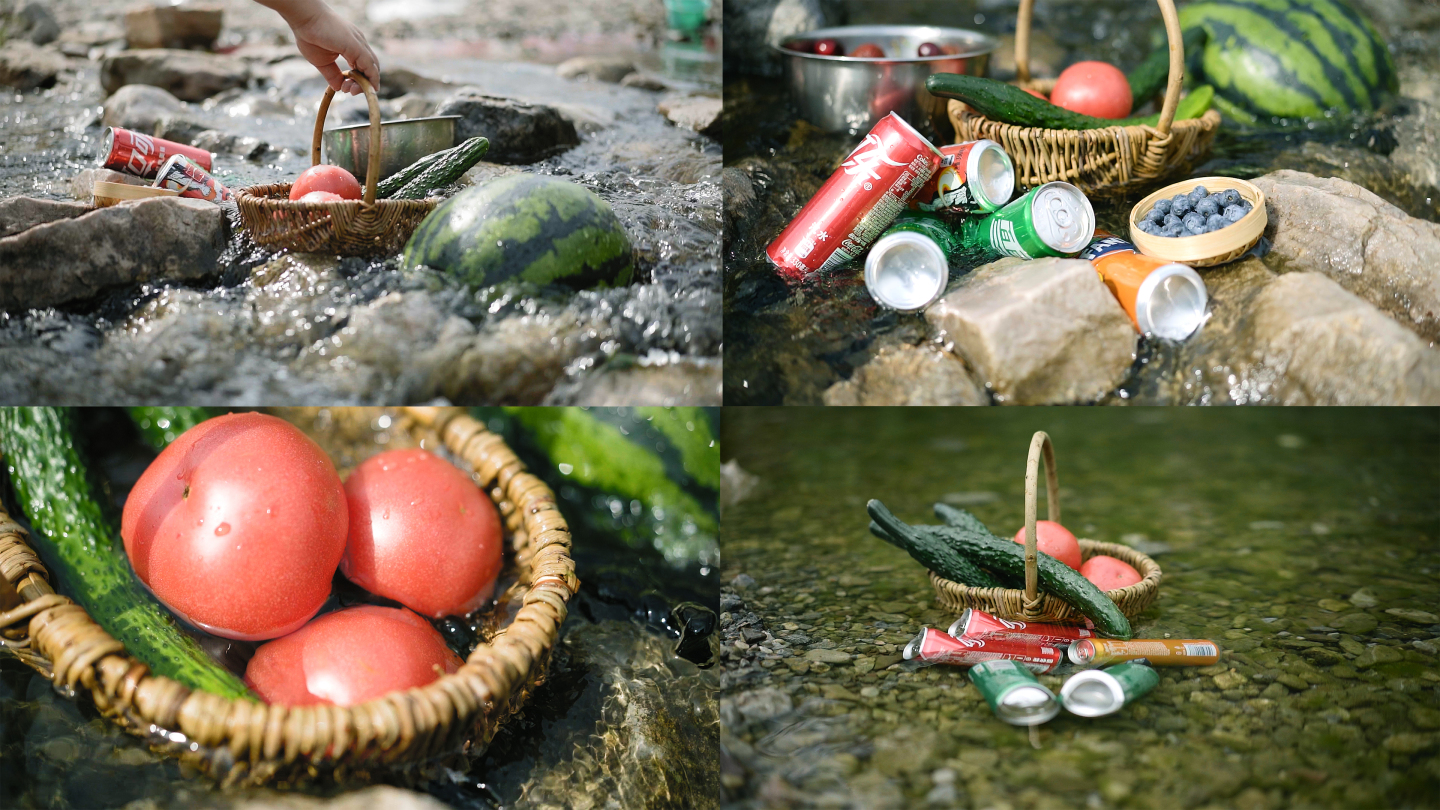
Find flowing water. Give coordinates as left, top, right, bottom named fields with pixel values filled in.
left=0, top=48, right=721, bottom=403
left=719, top=407, right=1440, bottom=809
left=0, top=407, right=719, bottom=809
left=722, top=0, right=1440, bottom=405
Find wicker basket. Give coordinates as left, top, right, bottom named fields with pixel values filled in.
left=235, top=70, right=439, bottom=256
left=947, top=0, right=1221, bottom=195
left=930, top=431, right=1162, bottom=625
left=0, top=407, right=577, bottom=786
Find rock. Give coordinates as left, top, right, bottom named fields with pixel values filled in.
left=71, top=168, right=147, bottom=201
left=803, top=648, right=851, bottom=664
left=0, top=40, right=65, bottom=90
left=152, top=116, right=211, bottom=147
left=557, top=359, right=722, bottom=405
left=190, top=129, right=268, bottom=159
left=924, top=257, right=1136, bottom=404
left=731, top=573, right=757, bottom=590
left=377, top=67, right=459, bottom=100
left=1385, top=608, right=1439, bottom=624
left=100, top=49, right=249, bottom=102
left=395, top=93, right=436, bottom=119
left=123, top=4, right=223, bottom=50
left=1252, top=170, right=1440, bottom=342
left=1354, top=645, right=1404, bottom=669
left=557, top=55, right=636, bottom=83
left=1382, top=733, right=1438, bottom=754
left=733, top=687, right=794, bottom=723
left=1213, top=670, right=1247, bottom=690
left=438, top=314, right=599, bottom=403
left=721, top=167, right=758, bottom=248
left=1388, top=99, right=1440, bottom=194
left=724, top=0, right=844, bottom=76
left=1335, top=612, right=1379, bottom=635
left=434, top=91, right=579, bottom=164
left=1276, top=673, right=1309, bottom=691
left=1349, top=588, right=1379, bottom=608
left=101, top=83, right=194, bottom=133
left=658, top=94, right=722, bottom=138
left=58, top=20, right=125, bottom=50
left=230, top=786, right=451, bottom=810
left=0, top=197, right=89, bottom=239
left=0, top=198, right=225, bottom=311
left=620, top=72, right=668, bottom=91
left=1245, top=273, right=1440, bottom=405
left=1318, top=598, right=1351, bottom=612
left=822, top=343, right=988, bottom=405
left=6, top=2, right=59, bottom=45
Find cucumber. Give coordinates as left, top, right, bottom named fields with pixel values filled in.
left=926, top=73, right=1214, bottom=130
left=392, top=137, right=491, bottom=200
left=126, top=406, right=215, bottom=451
left=0, top=407, right=253, bottom=699
left=377, top=147, right=453, bottom=199
left=933, top=502, right=992, bottom=536
left=869, top=500, right=1133, bottom=639
left=1126, top=28, right=1208, bottom=106
left=868, top=518, right=1003, bottom=589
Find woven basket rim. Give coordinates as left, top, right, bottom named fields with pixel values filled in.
left=951, top=103, right=1223, bottom=141
left=0, top=407, right=576, bottom=785
left=236, top=182, right=441, bottom=210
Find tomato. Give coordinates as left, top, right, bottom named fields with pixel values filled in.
left=289, top=164, right=362, bottom=201
left=244, top=605, right=463, bottom=706
left=1080, top=555, right=1143, bottom=591
left=1049, top=61, right=1132, bottom=119
left=340, top=449, right=503, bottom=618
left=298, top=190, right=345, bottom=203
left=850, top=43, right=885, bottom=58
left=1023, top=88, right=1049, bottom=101
left=121, top=412, right=348, bottom=640
left=813, top=39, right=842, bottom=56
left=1012, top=520, right=1083, bottom=571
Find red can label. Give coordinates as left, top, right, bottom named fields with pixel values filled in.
left=948, top=608, right=1095, bottom=647
left=766, top=113, right=941, bottom=279
left=154, top=155, right=232, bottom=202
left=104, top=127, right=214, bottom=178
left=905, top=627, right=1063, bottom=673
left=913, top=142, right=978, bottom=212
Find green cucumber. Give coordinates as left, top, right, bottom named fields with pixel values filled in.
left=0, top=407, right=253, bottom=699
left=126, top=406, right=215, bottom=451
left=869, top=500, right=1132, bottom=639
left=377, top=147, right=453, bottom=199
left=392, top=137, right=491, bottom=200
left=868, top=517, right=1003, bottom=589
left=926, top=73, right=1214, bottom=130
left=1127, top=28, right=1209, bottom=106
left=932, top=502, right=993, bottom=537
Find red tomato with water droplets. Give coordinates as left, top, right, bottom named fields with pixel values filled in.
left=299, top=190, right=345, bottom=203
left=244, top=605, right=463, bottom=706
left=341, top=449, right=503, bottom=619
left=1012, top=520, right=1083, bottom=571
left=120, top=413, right=348, bottom=640
left=850, top=43, right=885, bottom=58
left=1080, top=555, right=1143, bottom=591
left=290, top=164, right=362, bottom=201
left=1049, top=61, right=1133, bottom=119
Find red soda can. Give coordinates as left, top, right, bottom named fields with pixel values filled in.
left=766, top=112, right=943, bottom=280
left=946, top=608, right=1096, bottom=647
left=911, top=139, right=1014, bottom=213
left=154, top=154, right=233, bottom=202
left=902, top=627, right=1063, bottom=673
left=103, top=126, right=214, bottom=178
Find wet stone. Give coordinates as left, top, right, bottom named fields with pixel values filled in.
left=1385, top=608, right=1439, bottom=624
left=4, top=2, right=59, bottom=45
left=1349, top=589, right=1380, bottom=608
left=658, top=94, right=722, bottom=139
left=123, top=4, right=223, bottom=50
left=823, top=342, right=988, bottom=406
left=1355, top=645, right=1405, bottom=669
left=557, top=55, right=636, bottom=84
left=0, top=196, right=89, bottom=238
left=0, top=40, right=66, bottom=90
left=436, top=91, right=580, bottom=164
left=1336, top=613, right=1380, bottom=635
left=100, top=48, right=249, bottom=102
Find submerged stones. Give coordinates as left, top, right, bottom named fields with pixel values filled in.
left=99, top=48, right=249, bottom=102
left=435, top=91, right=580, bottom=164
left=822, top=343, right=987, bottom=406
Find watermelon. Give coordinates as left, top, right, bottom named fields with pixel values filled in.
left=402, top=175, right=634, bottom=289
left=1178, top=0, right=1397, bottom=123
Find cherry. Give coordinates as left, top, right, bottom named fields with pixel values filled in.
left=813, top=38, right=842, bottom=56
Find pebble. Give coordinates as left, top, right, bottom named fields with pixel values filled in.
left=1317, top=598, right=1350, bottom=612
left=731, top=573, right=756, bottom=589
left=1348, top=589, right=1379, bottom=608
left=1354, top=645, right=1404, bottom=669
left=1334, top=612, right=1378, bottom=635
left=1385, top=608, right=1439, bottom=624
left=804, top=648, right=851, bottom=664
left=853, top=657, right=875, bottom=674
left=734, top=688, right=793, bottom=723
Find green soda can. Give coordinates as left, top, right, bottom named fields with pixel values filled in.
left=1059, top=659, right=1160, bottom=717
left=864, top=210, right=961, bottom=311
left=958, top=181, right=1095, bottom=259
left=968, top=658, right=1059, bottom=725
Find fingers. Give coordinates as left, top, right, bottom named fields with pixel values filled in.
left=315, top=60, right=346, bottom=94
left=345, top=40, right=381, bottom=95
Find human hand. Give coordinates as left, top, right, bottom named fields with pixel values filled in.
left=260, top=0, right=380, bottom=95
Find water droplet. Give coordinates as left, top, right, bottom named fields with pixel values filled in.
left=215, top=522, right=230, bottom=536
left=382, top=509, right=390, bottom=519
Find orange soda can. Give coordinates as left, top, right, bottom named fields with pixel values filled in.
left=1068, top=638, right=1219, bottom=666
left=1079, top=231, right=1207, bottom=340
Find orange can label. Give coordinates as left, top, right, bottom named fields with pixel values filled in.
left=1080, top=232, right=1173, bottom=333
left=1071, top=638, right=1219, bottom=666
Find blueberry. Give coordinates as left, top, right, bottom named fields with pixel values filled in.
left=1206, top=213, right=1227, bottom=230
left=1183, top=211, right=1206, bottom=231
left=1162, top=222, right=1184, bottom=237
left=1153, top=198, right=1172, bottom=215
left=1223, top=204, right=1246, bottom=222
left=1137, top=219, right=1157, bottom=235
left=1190, top=185, right=1209, bottom=200
left=1195, top=198, right=1219, bottom=217
left=1239, top=199, right=1253, bottom=212
left=1164, top=213, right=1182, bottom=228
left=1220, top=189, right=1242, bottom=207
left=1171, top=194, right=1192, bottom=214
left=1206, top=193, right=1227, bottom=209
left=1145, top=206, right=1165, bottom=223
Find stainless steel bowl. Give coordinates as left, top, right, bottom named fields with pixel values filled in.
left=775, top=25, right=999, bottom=135
left=321, top=115, right=460, bottom=182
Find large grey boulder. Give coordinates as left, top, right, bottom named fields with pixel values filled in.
left=101, top=83, right=193, bottom=133
left=5, top=2, right=59, bottom=45
left=434, top=91, right=579, bottom=164
left=123, top=4, right=223, bottom=50
left=1245, top=273, right=1440, bottom=405
left=0, top=197, right=89, bottom=238
left=0, top=198, right=226, bottom=312
left=1253, top=170, right=1440, bottom=342
left=925, top=257, right=1137, bottom=404
left=100, top=49, right=249, bottom=101
left=0, top=40, right=65, bottom=90
left=823, top=343, right=988, bottom=405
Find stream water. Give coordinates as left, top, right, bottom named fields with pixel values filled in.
left=0, top=47, right=721, bottom=404
left=722, top=0, right=1440, bottom=405
left=0, top=407, right=720, bottom=809
left=719, top=407, right=1440, bottom=809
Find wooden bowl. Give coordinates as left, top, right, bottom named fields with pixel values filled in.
left=93, top=181, right=180, bottom=208
left=1129, top=176, right=1266, bottom=268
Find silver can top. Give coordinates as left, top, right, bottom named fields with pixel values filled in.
left=1030, top=181, right=1095, bottom=255
left=995, top=682, right=1060, bottom=725
left=1135, top=262, right=1208, bottom=340
left=1067, top=638, right=1096, bottom=665
left=864, top=230, right=949, bottom=312
left=945, top=608, right=974, bottom=639
left=967, top=139, right=1014, bottom=211
left=1059, top=669, right=1126, bottom=717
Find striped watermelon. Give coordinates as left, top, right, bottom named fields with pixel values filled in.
left=403, top=174, right=634, bottom=290
left=1179, top=0, right=1397, bottom=122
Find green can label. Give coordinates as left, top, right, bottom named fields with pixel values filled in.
left=881, top=210, right=962, bottom=256
left=970, top=659, right=1059, bottom=725
left=959, top=182, right=1094, bottom=259
left=1108, top=660, right=1160, bottom=702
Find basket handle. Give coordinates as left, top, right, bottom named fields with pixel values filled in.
left=1022, top=431, right=1060, bottom=610
left=1014, top=0, right=1185, bottom=137
left=311, top=69, right=381, bottom=205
